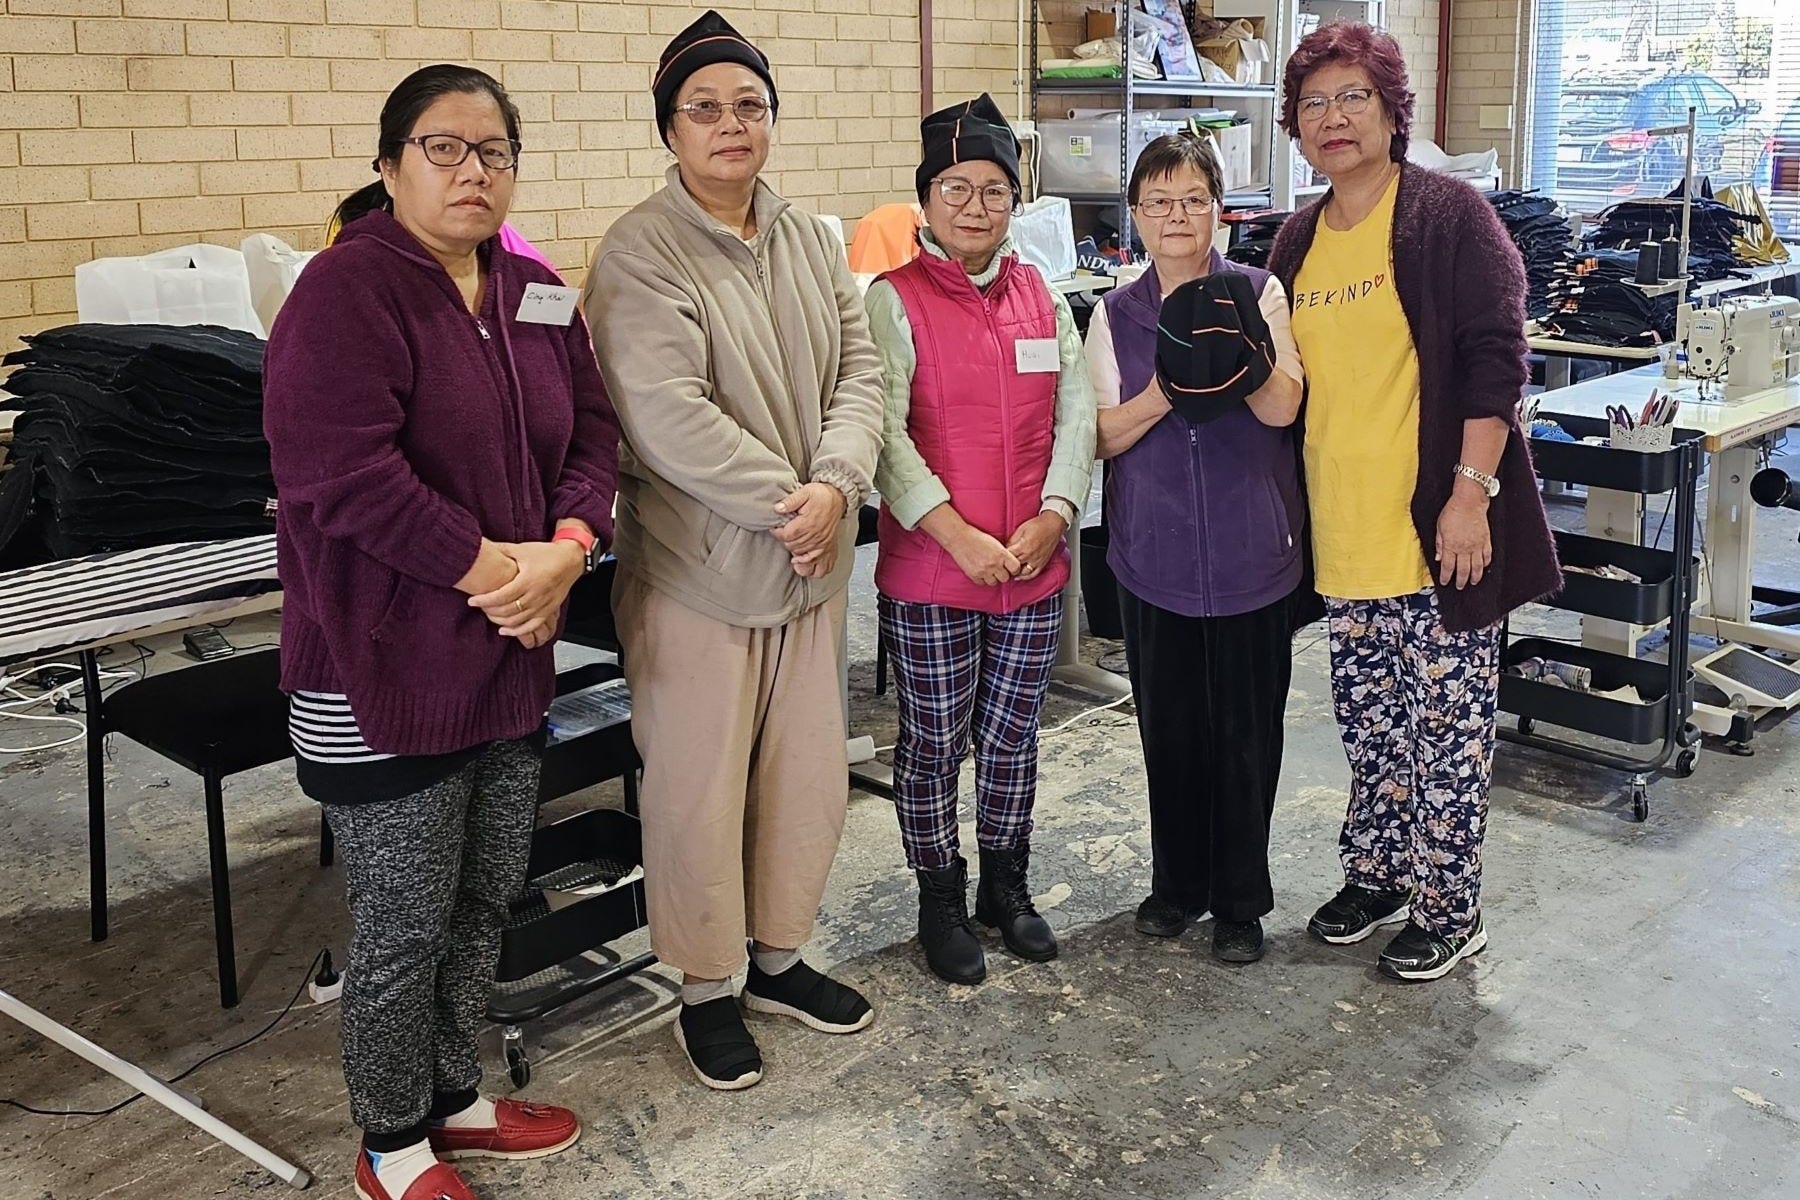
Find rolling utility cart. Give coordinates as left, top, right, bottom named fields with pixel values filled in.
left=1499, top=417, right=1704, bottom=821
left=487, top=562, right=656, bottom=1089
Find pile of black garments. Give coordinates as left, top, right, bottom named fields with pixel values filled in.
left=1580, top=177, right=1755, bottom=284
left=0, top=323, right=274, bottom=565
left=1485, top=190, right=1572, bottom=321
left=1539, top=249, right=1680, bottom=348
left=1225, top=211, right=1291, bottom=269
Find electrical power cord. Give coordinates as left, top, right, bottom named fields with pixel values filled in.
left=1, top=948, right=333, bottom=1119
left=0, top=659, right=140, bottom=754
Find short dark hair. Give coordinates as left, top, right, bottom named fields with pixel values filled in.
left=1279, top=22, right=1414, bottom=162
left=1128, top=132, right=1225, bottom=207
left=332, top=64, right=523, bottom=231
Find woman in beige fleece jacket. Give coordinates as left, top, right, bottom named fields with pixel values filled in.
left=582, top=11, right=885, bottom=1092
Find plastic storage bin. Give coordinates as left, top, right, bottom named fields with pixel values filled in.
left=1040, top=113, right=1190, bottom=194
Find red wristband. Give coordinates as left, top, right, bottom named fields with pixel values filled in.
left=552, top=526, right=595, bottom=554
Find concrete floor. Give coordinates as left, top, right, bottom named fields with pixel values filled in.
left=3, top=480, right=1800, bottom=1199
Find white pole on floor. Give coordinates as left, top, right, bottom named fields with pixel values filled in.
left=0, top=987, right=311, bottom=1190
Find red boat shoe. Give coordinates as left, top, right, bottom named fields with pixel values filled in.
left=354, top=1150, right=477, bottom=1200
left=426, top=1097, right=581, bottom=1161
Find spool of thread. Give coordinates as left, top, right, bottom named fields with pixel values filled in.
left=1636, top=241, right=1661, bottom=285
left=1659, top=234, right=1683, bottom=280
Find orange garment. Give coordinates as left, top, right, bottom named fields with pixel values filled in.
left=848, top=203, right=924, bottom=274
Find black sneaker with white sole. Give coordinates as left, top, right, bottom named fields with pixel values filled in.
left=1307, top=883, right=1413, bottom=944
left=674, top=996, right=763, bottom=1091
left=742, top=959, right=874, bottom=1034
left=1377, top=915, right=1487, bottom=982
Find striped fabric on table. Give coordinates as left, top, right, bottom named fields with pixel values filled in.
left=0, top=535, right=279, bottom=663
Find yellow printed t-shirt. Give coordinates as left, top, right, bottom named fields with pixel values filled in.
left=1290, top=173, right=1433, bottom=600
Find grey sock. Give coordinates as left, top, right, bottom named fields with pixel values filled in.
left=752, top=946, right=801, bottom=976
left=681, top=978, right=734, bottom=1006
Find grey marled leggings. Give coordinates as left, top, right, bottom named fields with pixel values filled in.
left=323, top=739, right=540, bottom=1136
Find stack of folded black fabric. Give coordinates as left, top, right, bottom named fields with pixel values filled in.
left=1539, top=249, right=1680, bottom=348
left=0, top=323, right=273, bottom=565
left=1225, top=211, right=1291, bottom=269
left=1485, top=190, right=1572, bottom=321
left=1581, top=178, right=1755, bottom=284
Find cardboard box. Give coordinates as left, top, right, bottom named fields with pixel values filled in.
left=1201, top=121, right=1254, bottom=193
left=1193, top=16, right=1270, bottom=86
left=1085, top=8, right=1116, bottom=41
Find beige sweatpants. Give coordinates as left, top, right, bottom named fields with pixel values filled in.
left=614, top=572, right=851, bottom=980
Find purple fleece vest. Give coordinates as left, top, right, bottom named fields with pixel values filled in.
left=1101, top=250, right=1303, bottom=618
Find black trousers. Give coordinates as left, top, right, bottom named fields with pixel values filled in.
left=1118, top=586, right=1295, bottom=923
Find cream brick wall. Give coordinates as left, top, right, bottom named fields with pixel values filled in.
left=1384, top=0, right=1440, bottom=142
left=1442, top=0, right=1527, bottom=182
left=0, top=0, right=1025, bottom=347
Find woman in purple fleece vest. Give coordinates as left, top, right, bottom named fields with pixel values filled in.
left=1084, top=133, right=1307, bottom=966
left=263, top=66, right=619, bottom=1200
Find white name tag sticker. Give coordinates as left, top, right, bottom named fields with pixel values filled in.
left=1014, top=338, right=1059, bottom=374
left=515, top=282, right=580, bottom=326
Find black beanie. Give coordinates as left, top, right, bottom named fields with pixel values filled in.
left=915, top=93, right=1021, bottom=201
left=1155, top=272, right=1277, bottom=423
left=652, top=10, right=779, bottom=148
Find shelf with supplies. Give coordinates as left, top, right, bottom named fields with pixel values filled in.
left=1029, top=1, right=1289, bottom=243
left=1033, top=76, right=1278, bottom=99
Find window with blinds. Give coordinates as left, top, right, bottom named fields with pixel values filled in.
left=1524, top=0, right=1797, bottom=235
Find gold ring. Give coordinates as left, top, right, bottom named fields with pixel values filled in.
left=514, top=600, right=524, bottom=614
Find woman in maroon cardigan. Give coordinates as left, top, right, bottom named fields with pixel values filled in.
left=1267, top=24, right=1559, bottom=983
left=264, top=66, right=618, bottom=1200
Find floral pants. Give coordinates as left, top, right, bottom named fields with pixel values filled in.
left=1326, top=589, right=1500, bottom=938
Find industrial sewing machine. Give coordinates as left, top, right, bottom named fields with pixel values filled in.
left=1668, top=293, right=1800, bottom=401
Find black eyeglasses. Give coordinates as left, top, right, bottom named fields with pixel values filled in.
left=932, top=179, right=1018, bottom=213
left=1296, top=87, right=1376, bottom=122
left=1134, top=195, right=1217, bottom=218
left=400, top=134, right=520, bottom=171
left=676, top=97, right=773, bottom=125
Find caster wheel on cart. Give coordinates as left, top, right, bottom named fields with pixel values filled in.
left=1629, top=782, right=1649, bottom=823
left=1517, top=717, right=1535, bottom=736
left=502, top=1026, right=530, bottom=1089
left=1674, top=749, right=1698, bottom=779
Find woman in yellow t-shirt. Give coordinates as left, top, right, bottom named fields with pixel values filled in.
left=1267, top=24, right=1560, bottom=983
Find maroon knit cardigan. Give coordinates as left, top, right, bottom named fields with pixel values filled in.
left=1268, top=162, right=1561, bottom=632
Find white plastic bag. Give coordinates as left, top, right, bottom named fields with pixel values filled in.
left=1012, top=195, right=1076, bottom=281
left=240, top=234, right=317, bottom=336
left=75, top=243, right=262, bottom=336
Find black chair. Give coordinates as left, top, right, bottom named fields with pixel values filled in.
left=84, top=648, right=320, bottom=1008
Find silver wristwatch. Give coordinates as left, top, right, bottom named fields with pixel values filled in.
left=1453, top=462, right=1500, bottom=498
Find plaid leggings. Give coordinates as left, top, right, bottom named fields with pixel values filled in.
left=880, top=594, right=1063, bottom=872
left=1327, top=589, right=1501, bottom=938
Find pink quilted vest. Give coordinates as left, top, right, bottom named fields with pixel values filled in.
left=874, top=250, right=1070, bottom=615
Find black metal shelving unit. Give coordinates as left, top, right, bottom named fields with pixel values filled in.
left=486, top=561, right=655, bottom=1089
left=1499, top=417, right=1705, bottom=821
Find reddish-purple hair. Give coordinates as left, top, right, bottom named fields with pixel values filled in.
left=1279, top=22, right=1414, bottom=162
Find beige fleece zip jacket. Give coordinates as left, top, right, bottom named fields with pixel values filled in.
left=582, top=166, right=884, bottom=628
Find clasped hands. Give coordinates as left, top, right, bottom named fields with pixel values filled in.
left=461, top=537, right=586, bottom=651
left=947, top=511, right=1067, bottom=588
left=773, top=481, right=848, bottom=579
